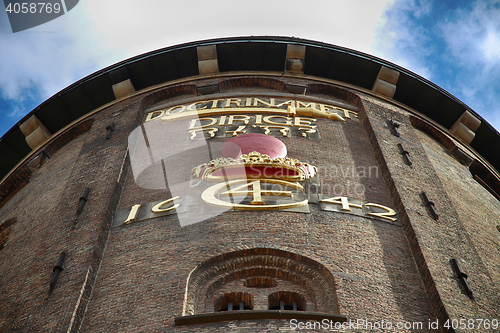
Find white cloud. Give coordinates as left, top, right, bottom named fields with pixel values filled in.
left=0, top=6, right=124, bottom=103
left=437, top=1, right=500, bottom=132
left=80, top=0, right=392, bottom=56
left=2, top=0, right=498, bottom=135
left=439, top=0, right=500, bottom=67
left=481, top=29, right=500, bottom=63
left=371, top=0, right=500, bottom=132
left=370, top=0, right=435, bottom=79
left=0, top=0, right=393, bottom=106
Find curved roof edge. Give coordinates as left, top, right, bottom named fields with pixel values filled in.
left=1, top=36, right=499, bottom=180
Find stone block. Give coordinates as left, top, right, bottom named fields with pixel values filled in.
left=112, top=79, right=135, bottom=99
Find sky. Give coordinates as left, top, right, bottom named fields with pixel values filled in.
left=0, top=0, right=499, bottom=139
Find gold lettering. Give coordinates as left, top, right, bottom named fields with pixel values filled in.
left=186, top=101, right=208, bottom=111
left=124, top=204, right=141, bottom=224
left=218, top=115, right=227, bottom=126
left=245, top=97, right=253, bottom=107
left=202, top=179, right=307, bottom=210
left=165, top=105, right=186, bottom=115
left=320, top=196, right=363, bottom=211
left=263, top=115, right=293, bottom=126
left=224, top=98, right=242, bottom=108
left=210, top=99, right=225, bottom=108
left=189, top=117, right=218, bottom=129
left=189, top=128, right=218, bottom=140
left=319, top=104, right=357, bottom=119
left=298, top=128, right=317, bottom=137
left=228, top=115, right=251, bottom=125
left=226, top=125, right=247, bottom=136
left=364, top=203, right=397, bottom=222
left=276, top=100, right=295, bottom=109
left=293, top=116, right=316, bottom=128
left=151, top=196, right=180, bottom=213
left=221, top=180, right=265, bottom=204
left=255, top=114, right=263, bottom=125
left=296, top=101, right=316, bottom=109
left=257, top=125, right=290, bottom=137
left=145, top=110, right=165, bottom=122
left=253, top=98, right=275, bottom=107
left=276, top=100, right=296, bottom=115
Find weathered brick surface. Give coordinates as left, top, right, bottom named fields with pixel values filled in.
left=2, top=74, right=497, bottom=333
left=80, top=82, right=435, bottom=332
left=0, top=118, right=94, bottom=209
left=0, top=95, right=142, bottom=332
left=358, top=94, right=500, bottom=332
left=416, top=129, right=500, bottom=298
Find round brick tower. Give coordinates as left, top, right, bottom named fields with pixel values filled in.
left=1, top=37, right=499, bottom=332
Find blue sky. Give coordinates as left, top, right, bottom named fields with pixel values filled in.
left=0, top=0, right=499, bottom=138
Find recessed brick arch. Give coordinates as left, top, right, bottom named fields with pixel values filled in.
left=182, top=248, right=340, bottom=316
left=0, top=217, right=16, bottom=250
left=218, top=77, right=286, bottom=92
left=140, top=84, right=197, bottom=109
left=307, top=82, right=363, bottom=106
left=205, top=267, right=316, bottom=302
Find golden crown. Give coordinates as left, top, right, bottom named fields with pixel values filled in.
left=192, top=151, right=317, bottom=181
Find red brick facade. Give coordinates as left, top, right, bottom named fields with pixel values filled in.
left=1, top=64, right=499, bottom=333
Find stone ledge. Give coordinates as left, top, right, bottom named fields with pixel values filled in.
left=174, top=310, right=347, bottom=326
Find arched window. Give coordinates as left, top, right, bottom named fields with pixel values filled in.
left=215, top=292, right=253, bottom=311
left=175, top=248, right=346, bottom=326
left=268, top=291, right=305, bottom=311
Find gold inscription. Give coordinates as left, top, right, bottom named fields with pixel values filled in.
left=364, top=203, right=397, bottom=222
left=151, top=196, right=181, bottom=213
left=321, top=196, right=363, bottom=211
left=124, top=204, right=142, bottom=224
left=202, top=179, right=308, bottom=210
left=144, top=97, right=358, bottom=123
left=320, top=196, right=397, bottom=222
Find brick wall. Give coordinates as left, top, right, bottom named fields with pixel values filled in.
left=80, top=81, right=436, bottom=332
left=3, top=74, right=498, bottom=332
left=0, top=94, right=142, bottom=331
left=359, top=93, right=500, bottom=332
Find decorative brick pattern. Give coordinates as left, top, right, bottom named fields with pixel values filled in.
left=0, top=217, right=16, bottom=249
left=6, top=74, right=493, bottom=333
left=214, top=292, right=253, bottom=311
left=0, top=118, right=94, bottom=209
left=358, top=93, right=500, bottom=332
left=268, top=291, right=306, bottom=310
left=219, top=77, right=286, bottom=92
left=183, top=248, right=339, bottom=316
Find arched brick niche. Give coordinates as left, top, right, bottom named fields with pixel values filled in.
left=180, top=248, right=340, bottom=318
left=218, top=77, right=286, bottom=92
left=0, top=217, right=16, bottom=250
left=244, top=276, right=277, bottom=288
left=140, top=84, right=197, bottom=110
left=306, top=83, right=363, bottom=107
